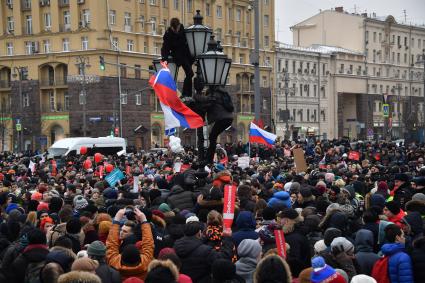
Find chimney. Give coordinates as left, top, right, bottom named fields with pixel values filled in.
left=335, top=6, right=344, bottom=13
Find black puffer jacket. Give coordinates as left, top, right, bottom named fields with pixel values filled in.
left=174, top=235, right=233, bottom=283
left=166, top=185, right=195, bottom=211
left=9, top=244, right=49, bottom=283
left=161, top=25, right=193, bottom=66
left=411, top=237, right=425, bottom=283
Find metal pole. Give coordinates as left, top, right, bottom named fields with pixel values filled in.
left=423, top=50, right=425, bottom=141
left=81, top=60, right=87, bottom=137
left=317, top=53, right=321, bottom=140
left=18, top=75, right=22, bottom=152
left=253, top=0, right=261, bottom=122
left=284, top=72, right=289, bottom=140
left=117, top=54, right=123, bottom=137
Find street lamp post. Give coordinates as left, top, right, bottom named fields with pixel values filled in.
left=284, top=71, right=290, bottom=140
left=416, top=49, right=425, bottom=142
left=12, top=66, right=26, bottom=152
left=75, top=56, right=91, bottom=137
left=154, top=11, right=232, bottom=164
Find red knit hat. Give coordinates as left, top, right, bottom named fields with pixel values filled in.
left=123, top=277, right=144, bottom=283
left=37, top=202, right=49, bottom=211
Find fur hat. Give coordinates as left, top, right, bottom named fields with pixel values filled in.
left=71, top=258, right=98, bottom=273
left=145, top=259, right=178, bottom=283
left=58, top=271, right=101, bottom=283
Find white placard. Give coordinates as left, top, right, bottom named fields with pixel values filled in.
left=238, top=156, right=250, bottom=169
left=173, top=162, right=182, bottom=173
left=131, top=176, right=139, bottom=193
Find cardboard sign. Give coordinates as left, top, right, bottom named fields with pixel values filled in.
left=293, top=148, right=308, bottom=173
left=237, top=156, right=250, bottom=169
left=223, top=185, right=236, bottom=232
left=173, top=162, right=182, bottom=173
left=348, top=151, right=360, bottom=161
left=274, top=229, right=287, bottom=258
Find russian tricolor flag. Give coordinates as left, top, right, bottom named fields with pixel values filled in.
left=149, top=66, right=204, bottom=130
left=249, top=122, right=277, bottom=146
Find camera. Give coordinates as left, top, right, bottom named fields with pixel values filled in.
left=125, top=206, right=136, bottom=220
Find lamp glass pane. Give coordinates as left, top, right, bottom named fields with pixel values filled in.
left=214, top=57, right=226, bottom=84
left=202, top=57, right=216, bottom=84
left=185, top=31, right=195, bottom=57
left=220, top=61, right=231, bottom=85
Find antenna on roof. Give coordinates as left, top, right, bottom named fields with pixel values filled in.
left=403, top=9, right=407, bottom=23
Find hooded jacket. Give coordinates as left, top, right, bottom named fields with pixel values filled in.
left=402, top=211, right=423, bottom=243
left=106, top=223, right=154, bottom=280
left=381, top=242, right=414, bottom=283
left=174, top=235, right=234, bottom=283
left=411, top=237, right=425, bottom=282
left=166, top=185, right=195, bottom=211
left=267, top=191, right=291, bottom=210
left=232, top=211, right=259, bottom=247
left=10, top=244, right=50, bottom=283
left=354, top=229, right=380, bottom=275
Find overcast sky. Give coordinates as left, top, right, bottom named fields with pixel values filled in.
left=275, top=0, right=425, bottom=44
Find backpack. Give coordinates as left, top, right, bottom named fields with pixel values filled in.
left=371, top=256, right=390, bottom=283
left=48, top=224, right=65, bottom=248
left=25, top=260, right=45, bottom=283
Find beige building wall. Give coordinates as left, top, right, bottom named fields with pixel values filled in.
left=0, top=0, right=275, bottom=149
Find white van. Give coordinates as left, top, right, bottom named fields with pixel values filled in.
left=47, top=137, right=126, bottom=158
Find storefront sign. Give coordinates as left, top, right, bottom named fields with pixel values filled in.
left=41, top=115, right=69, bottom=121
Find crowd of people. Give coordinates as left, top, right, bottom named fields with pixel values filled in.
left=0, top=138, right=424, bottom=283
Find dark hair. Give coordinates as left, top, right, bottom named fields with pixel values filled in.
left=184, top=221, right=201, bottom=236
left=54, top=236, right=73, bottom=249
left=66, top=218, right=82, bottom=234
left=170, top=18, right=180, bottom=29
left=41, top=262, right=64, bottom=283
left=362, top=209, right=379, bottom=223
left=28, top=228, right=47, bottom=245
left=254, top=255, right=291, bottom=283
left=58, top=206, right=73, bottom=223
left=385, top=224, right=402, bottom=243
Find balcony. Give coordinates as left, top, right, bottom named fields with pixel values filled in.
left=40, top=78, right=68, bottom=88
left=21, top=0, right=31, bottom=10
left=42, top=103, right=68, bottom=113
left=59, top=0, right=69, bottom=7
left=60, top=24, right=72, bottom=32
left=0, top=80, right=11, bottom=89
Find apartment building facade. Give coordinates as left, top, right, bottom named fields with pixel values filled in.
left=291, top=7, right=425, bottom=140
left=0, top=0, right=274, bottom=151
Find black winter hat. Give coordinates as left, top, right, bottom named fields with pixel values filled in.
left=145, top=265, right=177, bottom=283
left=262, top=206, right=276, bottom=221
left=394, top=173, right=409, bottom=182
left=385, top=201, right=401, bottom=215
left=66, top=218, right=82, bottom=234
left=28, top=228, right=47, bottom=245
left=121, top=244, right=141, bottom=266
left=278, top=208, right=299, bottom=220
left=212, top=259, right=236, bottom=282
left=324, top=228, right=342, bottom=246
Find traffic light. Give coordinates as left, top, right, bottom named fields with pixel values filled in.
left=114, top=127, right=119, bottom=136
left=99, top=56, right=105, bottom=71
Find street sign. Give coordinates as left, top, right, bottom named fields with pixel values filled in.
left=383, top=104, right=390, bottom=118
left=16, top=124, right=21, bottom=131
left=67, top=75, right=100, bottom=83
left=367, top=128, right=374, bottom=140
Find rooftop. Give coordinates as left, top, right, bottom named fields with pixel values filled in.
left=277, top=43, right=363, bottom=56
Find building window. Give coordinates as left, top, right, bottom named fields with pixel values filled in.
left=373, top=32, right=376, bottom=42
left=81, top=37, right=88, bottom=50
left=25, top=41, right=32, bottom=55
left=112, top=37, right=119, bottom=51
left=227, top=8, right=232, bottom=21
left=7, top=17, right=14, bottom=33
left=64, top=92, right=70, bottom=110
left=299, top=84, right=303, bottom=96
left=264, top=0, right=269, bottom=5
left=216, top=28, right=222, bottom=41
left=44, top=13, right=52, bottom=30
left=144, top=42, right=148, bottom=53
left=149, top=0, right=157, bottom=5
left=314, top=109, right=317, bottom=121
left=365, top=30, right=369, bottom=41
left=109, top=10, right=116, bottom=25
left=314, top=85, right=317, bottom=97
left=236, top=8, right=241, bottom=21
left=23, top=92, right=29, bottom=107
left=264, top=36, right=269, bottom=48
left=162, top=0, right=168, bottom=7
left=263, top=15, right=269, bottom=27
left=206, top=3, right=210, bottom=16
left=293, top=109, right=296, bottom=121
left=173, top=0, right=178, bottom=10
left=151, top=17, right=157, bottom=34
left=124, top=12, right=131, bottom=26
left=64, top=11, right=71, bottom=26
left=120, top=64, right=127, bottom=78
left=154, top=43, right=161, bottom=55
left=216, top=6, right=222, bottom=18
left=49, top=92, right=55, bottom=111
left=135, top=64, right=141, bottom=79
left=307, top=109, right=310, bottom=121
left=26, top=15, right=32, bottom=34
left=121, top=91, right=128, bottom=104
left=127, top=40, right=134, bottom=51
left=187, top=0, right=192, bottom=12
left=322, top=87, right=325, bottom=98
left=239, top=54, right=245, bottom=64
left=136, top=93, right=141, bottom=105
left=82, top=9, right=90, bottom=25
left=43, top=40, right=51, bottom=53
left=262, top=76, right=267, bottom=87
left=6, top=43, right=13, bottom=55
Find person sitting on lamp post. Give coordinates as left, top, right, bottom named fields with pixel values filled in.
left=161, top=18, right=194, bottom=98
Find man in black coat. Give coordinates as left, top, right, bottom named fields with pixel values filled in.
left=161, top=18, right=194, bottom=98
left=174, top=221, right=234, bottom=283
left=393, top=173, right=413, bottom=210
left=166, top=185, right=196, bottom=211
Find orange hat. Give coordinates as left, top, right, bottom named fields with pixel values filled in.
left=95, top=213, right=112, bottom=225
left=39, top=216, right=54, bottom=231
left=7, top=169, right=15, bottom=175
left=31, top=192, right=43, bottom=201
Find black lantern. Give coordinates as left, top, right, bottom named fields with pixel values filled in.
left=197, top=36, right=229, bottom=86
left=184, top=10, right=212, bottom=57
left=153, top=56, right=179, bottom=81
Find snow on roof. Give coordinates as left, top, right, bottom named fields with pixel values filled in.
left=277, top=43, right=363, bottom=56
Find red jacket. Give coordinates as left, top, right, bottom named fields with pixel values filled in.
left=388, top=210, right=406, bottom=227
